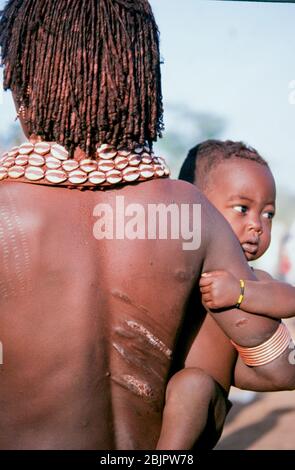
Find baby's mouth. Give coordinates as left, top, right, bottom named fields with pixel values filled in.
left=242, top=240, right=259, bottom=256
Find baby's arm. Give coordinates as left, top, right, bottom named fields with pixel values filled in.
left=200, top=269, right=295, bottom=319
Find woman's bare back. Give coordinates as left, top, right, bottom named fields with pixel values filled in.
left=0, top=178, right=207, bottom=449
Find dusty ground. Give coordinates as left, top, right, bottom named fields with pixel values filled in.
left=216, top=389, right=295, bottom=450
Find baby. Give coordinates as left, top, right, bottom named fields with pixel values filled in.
left=156, top=140, right=295, bottom=450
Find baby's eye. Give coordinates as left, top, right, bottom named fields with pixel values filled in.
left=233, top=205, right=248, bottom=214
left=262, top=211, right=275, bottom=220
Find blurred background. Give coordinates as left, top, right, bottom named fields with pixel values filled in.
left=0, top=0, right=295, bottom=449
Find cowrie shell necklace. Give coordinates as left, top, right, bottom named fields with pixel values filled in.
left=0, top=142, right=170, bottom=190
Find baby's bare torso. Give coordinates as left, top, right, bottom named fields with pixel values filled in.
left=0, top=179, right=205, bottom=449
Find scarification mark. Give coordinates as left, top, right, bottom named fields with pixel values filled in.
left=126, top=320, right=172, bottom=359
left=111, top=374, right=154, bottom=401
left=0, top=206, right=16, bottom=298
left=174, top=269, right=192, bottom=282
left=112, top=289, right=172, bottom=347
left=235, top=318, right=248, bottom=327
left=112, top=290, right=132, bottom=305
left=111, top=289, right=150, bottom=315
left=3, top=210, right=25, bottom=290
left=7, top=190, right=33, bottom=293
left=0, top=188, right=33, bottom=299
left=113, top=326, right=136, bottom=339
left=112, top=342, right=142, bottom=366
left=112, top=342, right=164, bottom=381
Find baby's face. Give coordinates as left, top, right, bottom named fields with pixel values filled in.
left=203, top=158, right=276, bottom=261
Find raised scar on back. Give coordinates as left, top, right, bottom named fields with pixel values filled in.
left=0, top=189, right=33, bottom=299
left=111, top=374, right=154, bottom=399
left=111, top=319, right=172, bottom=402
left=125, top=320, right=172, bottom=359
left=111, top=289, right=149, bottom=315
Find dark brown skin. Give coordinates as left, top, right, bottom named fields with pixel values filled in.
left=1, top=127, right=291, bottom=449
left=187, top=158, right=295, bottom=393
left=0, top=174, right=280, bottom=450
left=200, top=269, right=295, bottom=319
left=0, top=177, right=200, bottom=450
left=156, top=157, right=295, bottom=450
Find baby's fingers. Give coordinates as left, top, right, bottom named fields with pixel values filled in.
left=201, top=293, right=212, bottom=303
left=200, top=286, right=211, bottom=294
left=199, top=276, right=213, bottom=287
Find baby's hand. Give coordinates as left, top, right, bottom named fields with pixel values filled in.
left=199, top=270, right=241, bottom=310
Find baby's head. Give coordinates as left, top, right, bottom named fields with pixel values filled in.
left=179, top=140, right=276, bottom=261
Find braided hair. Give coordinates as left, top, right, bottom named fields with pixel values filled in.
left=0, top=0, right=164, bottom=157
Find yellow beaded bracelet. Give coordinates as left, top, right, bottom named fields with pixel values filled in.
left=235, top=279, right=245, bottom=309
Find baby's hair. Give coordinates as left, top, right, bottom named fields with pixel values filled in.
left=0, top=0, right=164, bottom=158
left=179, top=140, right=269, bottom=190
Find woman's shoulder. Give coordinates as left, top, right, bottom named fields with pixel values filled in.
left=252, top=268, right=274, bottom=281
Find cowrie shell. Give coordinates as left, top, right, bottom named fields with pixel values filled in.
left=128, top=154, right=141, bottom=166
left=34, top=142, right=51, bottom=155
left=80, top=159, right=98, bottom=173
left=15, top=155, right=28, bottom=166
left=0, top=168, right=8, bottom=180
left=8, top=147, right=19, bottom=158
left=139, top=164, right=154, bottom=179
left=142, top=153, right=152, bottom=164
left=106, top=169, right=122, bottom=184
left=139, top=163, right=152, bottom=171
left=8, top=165, right=25, bottom=178
left=45, top=169, right=68, bottom=184
left=51, top=144, right=68, bottom=161
left=98, top=150, right=117, bottom=160
left=118, top=149, right=131, bottom=157
left=122, top=167, right=140, bottom=182
left=134, top=146, right=144, bottom=154
left=140, top=170, right=154, bottom=179
left=96, top=143, right=113, bottom=153
left=88, top=171, right=106, bottom=185
left=154, top=165, right=165, bottom=177
left=114, top=155, right=128, bottom=170
left=62, top=160, right=79, bottom=172
left=19, top=143, right=34, bottom=155
left=46, top=156, right=62, bottom=170
left=68, top=170, right=88, bottom=184
left=28, top=154, right=45, bottom=167
left=25, top=166, right=44, bottom=181
left=164, top=167, right=170, bottom=176
left=3, top=157, right=15, bottom=168
left=0, top=152, right=8, bottom=162
left=98, top=160, right=115, bottom=172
